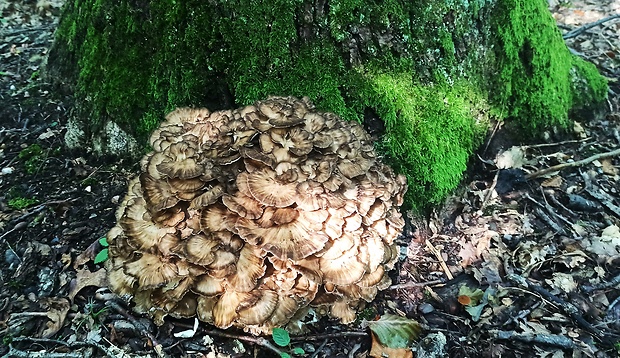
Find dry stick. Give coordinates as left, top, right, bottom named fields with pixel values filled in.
left=524, top=137, right=592, bottom=149
left=202, top=329, right=287, bottom=357
left=563, top=14, right=620, bottom=39
left=390, top=279, right=445, bottom=290
left=347, top=342, right=363, bottom=358
left=582, top=272, right=620, bottom=293
left=2, top=337, right=116, bottom=358
left=290, top=331, right=368, bottom=342
left=525, top=147, right=620, bottom=180
left=309, top=339, right=329, bottom=358
left=426, top=239, right=454, bottom=280
left=507, top=274, right=604, bottom=339
left=482, top=121, right=502, bottom=155
left=480, top=170, right=499, bottom=211
left=106, top=301, right=168, bottom=358
left=489, top=329, right=576, bottom=350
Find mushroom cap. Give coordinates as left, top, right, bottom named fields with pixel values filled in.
left=107, top=96, right=407, bottom=333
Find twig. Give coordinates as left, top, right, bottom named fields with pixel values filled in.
left=426, top=239, right=454, bottom=280
left=544, top=191, right=578, bottom=219
left=290, top=331, right=368, bottom=341
left=480, top=170, right=499, bottom=210
left=390, top=279, right=444, bottom=290
left=489, top=329, right=576, bottom=349
left=106, top=301, right=168, bottom=358
left=347, top=342, right=362, bottom=358
left=482, top=121, right=502, bottom=155
left=524, top=137, right=592, bottom=149
left=309, top=339, right=329, bottom=358
left=526, top=147, right=620, bottom=180
left=3, top=337, right=116, bottom=358
left=0, top=221, right=28, bottom=242
left=507, top=274, right=605, bottom=339
left=0, top=26, right=54, bottom=36
left=582, top=272, right=620, bottom=293
left=563, top=14, right=620, bottom=39
left=202, top=329, right=288, bottom=357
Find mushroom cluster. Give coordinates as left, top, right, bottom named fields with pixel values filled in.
left=106, top=97, right=407, bottom=334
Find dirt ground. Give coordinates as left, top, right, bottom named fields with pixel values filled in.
left=0, top=1, right=619, bottom=357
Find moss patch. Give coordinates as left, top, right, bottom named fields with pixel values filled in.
left=353, top=71, right=487, bottom=210
left=50, top=0, right=607, bottom=211
left=491, top=0, right=607, bottom=134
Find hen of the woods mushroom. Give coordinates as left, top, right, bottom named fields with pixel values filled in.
left=106, top=97, right=407, bottom=334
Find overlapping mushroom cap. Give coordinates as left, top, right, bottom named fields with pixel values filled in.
left=106, top=97, right=407, bottom=334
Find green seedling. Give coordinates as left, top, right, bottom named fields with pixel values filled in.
left=94, top=237, right=109, bottom=264
left=272, top=328, right=305, bottom=358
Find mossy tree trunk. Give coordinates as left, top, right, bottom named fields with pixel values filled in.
left=46, top=0, right=607, bottom=210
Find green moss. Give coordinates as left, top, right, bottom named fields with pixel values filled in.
left=19, top=144, right=45, bottom=174
left=51, top=0, right=607, bottom=211
left=8, top=197, right=38, bottom=210
left=353, top=71, right=487, bottom=210
left=491, top=0, right=606, bottom=134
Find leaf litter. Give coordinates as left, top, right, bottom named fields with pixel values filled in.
left=0, top=0, right=619, bottom=357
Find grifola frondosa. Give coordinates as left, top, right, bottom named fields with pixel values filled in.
left=106, top=97, right=407, bottom=334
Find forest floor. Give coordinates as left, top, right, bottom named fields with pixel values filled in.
left=1, top=1, right=620, bottom=357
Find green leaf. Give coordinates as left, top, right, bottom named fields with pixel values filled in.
left=94, top=248, right=109, bottom=264
left=99, top=237, right=109, bottom=247
left=272, top=328, right=290, bottom=347
left=292, top=347, right=305, bottom=355
left=367, top=314, right=422, bottom=349
left=280, top=353, right=291, bottom=358
left=458, top=285, right=484, bottom=306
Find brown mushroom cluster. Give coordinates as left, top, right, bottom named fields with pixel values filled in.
left=106, top=97, right=407, bottom=334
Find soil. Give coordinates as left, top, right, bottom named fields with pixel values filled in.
left=0, top=1, right=619, bottom=357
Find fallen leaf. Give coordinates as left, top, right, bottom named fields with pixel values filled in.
left=370, top=332, right=412, bottom=358
left=495, top=146, right=526, bottom=169
left=68, top=268, right=107, bottom=302
left=581, top=225, right=620, bottom=258
left=541, top=176, right=563, bottom=188
left=174, top=318, right=199, bottom=338
left=545, top=273, right=577, bottom=293
left=573, top=121, right=587, bottom=138
left=73, top=239, right=100, bottom=268
left=600, top=158, right=618, bottom=176
left=365, top=314, right=422, bottom=349
left=38, top=297, right=70, bottom=338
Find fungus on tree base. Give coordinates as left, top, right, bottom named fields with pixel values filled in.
left=106, top=96, right=407, bottom=334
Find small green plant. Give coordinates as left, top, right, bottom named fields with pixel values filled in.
left=8, top=197, right=38, bottom=209
left=272, top=328, right=305, bottom=358
left=18, top=144, right=44, bottom=174
left=81, top=177, right=98, bottom=186
left=94, top=237, right=109, bottom=264
left=74, top=297, right=109, bottom=332
left=2, top=334, right=13, bottom=346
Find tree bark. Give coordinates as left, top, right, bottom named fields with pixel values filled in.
left=46, top=0, right=607, bottom=210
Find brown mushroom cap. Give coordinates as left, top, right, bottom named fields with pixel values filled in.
left=106, top=96, right=407, bottom=333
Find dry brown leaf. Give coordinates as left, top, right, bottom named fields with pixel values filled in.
left=457, top=238, right=478, bottom=268
left=73, top=239, right=100, bottom=268
left=581, top=225, right=620, bottom=258
left=38, top=297, right=70, bottom=338
left=369, top=332, right=413, bottom=358
left=68, top=268, right=107, bottom=302
left=573, top=121, right=587, bottom=138
left=600, top=158, right=618, bottom=176
left=545, top=273, right=578, bottom=294
left=541, top=176, right=563, bottom=188
left=495, top=146, right=526, bottom=169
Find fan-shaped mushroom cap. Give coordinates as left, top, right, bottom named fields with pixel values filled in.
left=107, top=96, right=407, bottom=333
